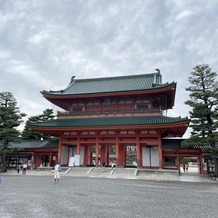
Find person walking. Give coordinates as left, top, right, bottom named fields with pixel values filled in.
left=54, top=162, right=61, bottom=184
left=16, top=164, right=21, bottom=174
left=22, top=162, right=27, bottom=175
left=182, top=164, right=186, bottom=172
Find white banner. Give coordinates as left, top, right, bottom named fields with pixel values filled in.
left=75, top=155, right=80, bottom=166
left=68, top=157, right=75, bottom=167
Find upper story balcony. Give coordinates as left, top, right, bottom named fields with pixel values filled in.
left=57, top=108, right=162, bottom=118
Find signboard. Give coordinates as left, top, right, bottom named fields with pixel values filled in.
left=75, top=155, right=80, bottom=166
left=69, top=157, right=75, bottom=167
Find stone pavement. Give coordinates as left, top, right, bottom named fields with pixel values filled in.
left=1, top=166, right=217, bottom=183
left=0, top=173, right=218, bottom=218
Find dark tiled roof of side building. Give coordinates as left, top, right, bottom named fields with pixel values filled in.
left=42, top=71, right=175, bottom=95
left=4, top=140, right=58, bottom=149
left=162, top=138, right=185, bottom=148
left=162, top=139, right=218, bottom=149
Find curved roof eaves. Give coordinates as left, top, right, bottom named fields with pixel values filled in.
left=41, top=80, right=176, bottom=96
left=29, top=115, right=189, bottom=128
left=42, top=73, right=164, bottom=95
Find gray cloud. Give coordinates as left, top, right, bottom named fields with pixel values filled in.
left=0, top=0, right=218, bottom=137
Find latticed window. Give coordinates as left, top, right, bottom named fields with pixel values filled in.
left=72, top=107, right=83, bottom=113
left=164, top=157, right=176, bottom=165
left=136, top=104, right=148, bottom=111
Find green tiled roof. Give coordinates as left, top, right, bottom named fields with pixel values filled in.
left=42, top=71, right=175, bottom=95
left=30, top=115, right=189, bottom=128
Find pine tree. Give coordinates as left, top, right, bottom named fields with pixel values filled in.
left=182, top=64, right=218, bottom=154
left=0, top=92, right=26, bottom=172
left=21, top=109, right=55, bottom=140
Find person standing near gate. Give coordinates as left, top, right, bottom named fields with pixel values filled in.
left=186, top=164, right=189, bottom=172
left=182, top=164, right=186, bottom=172
left=54, top=162, right=61, bottom=184
left=16, top=164, right=21, bottom=174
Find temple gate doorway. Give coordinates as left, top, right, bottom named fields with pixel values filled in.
left=125, top=145, right=137, bottom=167
left=179, top=155, right=202, bottom=174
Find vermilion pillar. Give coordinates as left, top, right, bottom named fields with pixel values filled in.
left=95, top=132, right=99, bottom=167
left=119, top=145, right=124, bottom=167
left=100, top=145, right=106, bottom=166
left=123, top=146, right=126, bottom=166
left=66, top=146, right=70, bottom=166
left=75, top=132, right=81, bottom=166
left=106, top=145, right=110, bottom=165
left=176, top=149, right=181, bottom=172
left=136, top=132, right=142, bottom=168
left=89, top=146, right=93, bottom=165
left=115, top=132, right=119, bottom=167
left=76, top=133, right=80, bottom=155
left=84, top=146, right=88, bottom=166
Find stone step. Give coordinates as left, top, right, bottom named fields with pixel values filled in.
left=113, top=168, right=136, bottom=175
left=67, top=167, right=91, bottom=174
left=65, top=167, right=179, bottom=177
left=38, top=167, right=69, bottom=172
left=137, top=168, right=179, bottom=175
left=89, top=167, right=112, bottom=175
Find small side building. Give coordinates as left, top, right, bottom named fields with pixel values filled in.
left=2, top=140, right=58, bottom=170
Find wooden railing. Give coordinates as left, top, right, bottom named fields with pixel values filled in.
left=57, top=108, right=162, bottom=118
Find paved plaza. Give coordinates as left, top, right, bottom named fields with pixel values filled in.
left=0, top=170, right=217, bottom=218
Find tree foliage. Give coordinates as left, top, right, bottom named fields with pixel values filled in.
left=182, top=64, right=218, bottom=150
left=180, top=157, right=190, bottom=165
left=0, top=92, right=26, bottom=171
left=0, top=92, right=26, bottom=148
left=21, top=109, right=55, bottom=140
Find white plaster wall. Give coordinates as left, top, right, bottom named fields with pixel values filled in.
left=61, top=145, right=68, bottom=165
left=142, top=147, right=159, bottom=167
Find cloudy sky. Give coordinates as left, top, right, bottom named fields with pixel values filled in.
left=0, top=0, right=218, bottom=138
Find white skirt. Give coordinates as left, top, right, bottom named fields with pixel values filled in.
left=54, top=171, right=60, bottom=179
